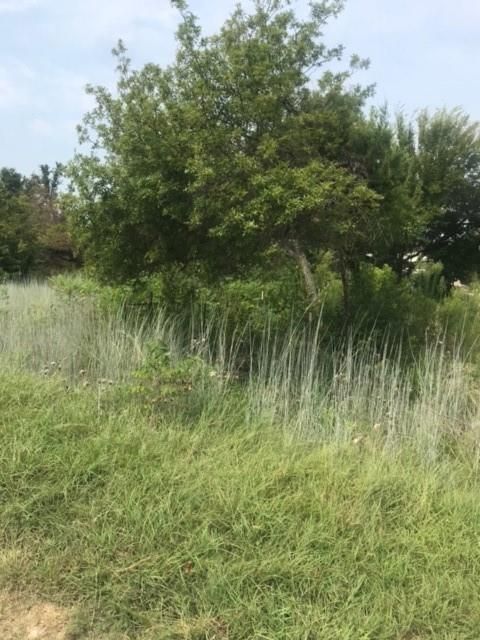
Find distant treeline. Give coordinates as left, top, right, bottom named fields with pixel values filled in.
left=0, top=164, right=78, bottom=278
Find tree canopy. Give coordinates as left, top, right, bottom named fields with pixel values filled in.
left=0, top=164, right=76, bottom=277
left=40, top=0, right=480, bottom=317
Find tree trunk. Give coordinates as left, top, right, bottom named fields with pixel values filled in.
left=284, top=238, right=318, bottom=304
left=339, top=258, right=351, bottom=321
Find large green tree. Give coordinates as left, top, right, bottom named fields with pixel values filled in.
left=69, top=0, right=480, bottom=311
left=68, top=0, right=381, bottom=310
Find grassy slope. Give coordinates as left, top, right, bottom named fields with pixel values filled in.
left=1, top=373, right=480, bottom=639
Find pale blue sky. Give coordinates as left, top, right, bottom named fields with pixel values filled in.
left=0, top=0, right=479, bottom=175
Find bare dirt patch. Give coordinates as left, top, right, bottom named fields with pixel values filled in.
left=0, top=592, right=70, bottom=640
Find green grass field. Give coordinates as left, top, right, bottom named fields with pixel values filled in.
left=1, top=282, right=480, bottom=638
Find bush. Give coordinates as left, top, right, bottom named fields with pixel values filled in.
left=131, top=340, right=206, bottom=406
left=437, top=281, right=480, bottom=358
left=350, top=264, right=438, bottom=344
left=49, top=272, right=136, bottom=313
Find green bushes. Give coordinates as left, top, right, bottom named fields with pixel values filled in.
left=45, top=250, right=479, bottom=361
left=49, top=272, right=134, bottom=311
left=45, top=263, right=480, bottom=370
left=350, top=264, right=438, bottom=343
left=437, top=282, right=480, bottom=358
left=131, top=340, right=206, bottom=406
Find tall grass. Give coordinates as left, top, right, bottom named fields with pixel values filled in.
left=2, top=281, right=480, bottom=638
left=1, top=280, right=479, bottom=459
left=0, top=280, right=169, bottom=383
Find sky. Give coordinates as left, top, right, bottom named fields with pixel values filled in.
left=0, top=0, right=479, bottom=176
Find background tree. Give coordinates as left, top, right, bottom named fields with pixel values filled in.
left=348, top=107, right=480, bottom=286
left=0, top=163, right=77, bottom=277
left=416, top=109, right=480, bottom=283
left=0, top=169, right=38, bottom=276
left=351, top=109, right=426, bottom=278
left=27, top=163, right=77, bottom=272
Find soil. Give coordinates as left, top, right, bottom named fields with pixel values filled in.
left=0, top=592, right=70, bottom=640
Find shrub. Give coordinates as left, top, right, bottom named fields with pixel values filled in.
left=350, top=264, right=438, bottom=344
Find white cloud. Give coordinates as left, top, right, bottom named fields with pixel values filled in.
left=1, top=0, right=480, bottom=175
left=334, top=0, right=480, bottom=35
left=433, top=0, right=480, bottom=27
left=44, top=70, right=93, bottom=108
left=324, top=0, right=480, bottom=122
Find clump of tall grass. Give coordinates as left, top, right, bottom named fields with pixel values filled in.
left=0, top=280, right=172, bottom=383
left=1, top=280, right=479, bottom=458
left=247, top=326, right=479, bottom=459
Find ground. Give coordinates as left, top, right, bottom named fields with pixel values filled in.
left=0, top=592, right=70, bottom=640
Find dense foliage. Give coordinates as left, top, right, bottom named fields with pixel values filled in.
left=0, top=164, right=77, bottom=277
left=0, top=168, right=38, bottom=276
left=63, top=0, right=480, bottom=327
left=2, top=6, right=480, bottom=635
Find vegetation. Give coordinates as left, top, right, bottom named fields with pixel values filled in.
left=0, top=164, right=76, bottom=278
left=2, top=1, right=480, bottom=637
left=2, top=1, right=480, bottom=334
left=1, top=282, right=480, bottom=638
left=3, top=279, right=480, bottom=444
left=64, top=0, right=480, bottom=325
